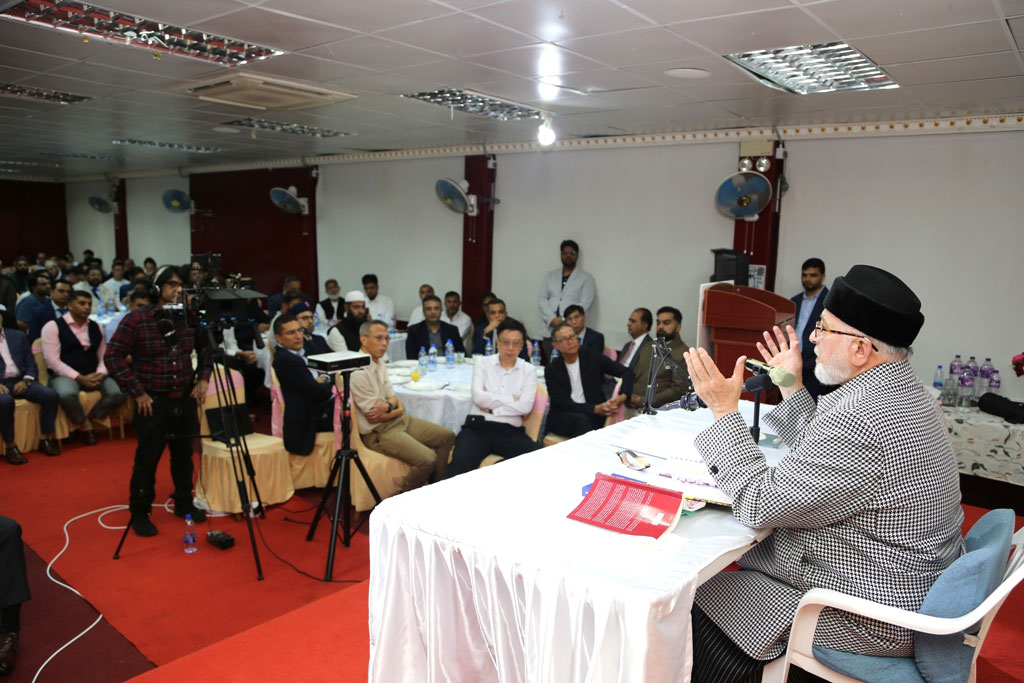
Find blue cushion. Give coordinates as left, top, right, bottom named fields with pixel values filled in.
left=915, top=509, right=1014, bottom=683
left=813, top=645, right=923, bottom=682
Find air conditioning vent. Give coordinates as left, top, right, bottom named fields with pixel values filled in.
left=180, top=75, right=356, bottom=110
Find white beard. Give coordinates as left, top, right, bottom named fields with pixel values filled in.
left=814, top=348, right=853, bottom=386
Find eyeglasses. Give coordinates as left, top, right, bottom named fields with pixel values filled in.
left=560, top=249, right=577, bottom=256
left=497, top=338, right=523, bottom=347
left=554, top=334, right=578, bottom=344
left=813, top=321, right=878, bottom=351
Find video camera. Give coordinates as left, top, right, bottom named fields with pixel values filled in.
left=184, top=252, right=266, bottom=333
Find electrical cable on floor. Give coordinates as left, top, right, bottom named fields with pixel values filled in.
left=252, top=515, right=361, bottom=584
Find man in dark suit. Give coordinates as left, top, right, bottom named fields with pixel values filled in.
left=627, top=306, right=690, bottom=412
left=791, top=258, right=828, bottom=399
left=0, top=308, right=60, bottom=462
left=616, top=308, right=653, bottom=373
left=271, top=314, right=334, bottom=456
left=289, top=302, right=331, bottom=356
left=546, top=324, right=632, bottom=438
left=405, top=295, right=465, bottom=359
left=471, top=298, right=528, bottom=361
left=266, top=275, right=313, bottom=318
left=14, top=271, right=54, bottom=341
left=563, top=304, right=605, bottom=357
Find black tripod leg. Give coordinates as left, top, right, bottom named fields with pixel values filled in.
left=307, top=452, right=343, bottom=542
left=325, top=451, right=351, bottom=579
left=112, top=509, right=134, bottom=559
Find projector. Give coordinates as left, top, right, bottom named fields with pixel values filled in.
left=307, top=350, right=371, bottom=374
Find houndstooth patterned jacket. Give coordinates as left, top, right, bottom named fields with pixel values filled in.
left=692, top=360, right=964, bottom=661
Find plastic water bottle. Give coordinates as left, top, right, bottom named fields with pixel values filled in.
left=932, top=365, right=944, bottom=390
left=444, top=339, right=455, bottom=368
left=183, top=514, right=197, bottom=554
left=977, top=358, right=995, bottom=397
left=948, top=354, right=964, bottom=376
left=988, top=371, right=1001, bottom=396
left=957, top=371, right=974, bottom=411
left=108, top=298, right=117, bottom=313
left=427, top=343, right=438, bottom=372
left=418, top=346, right=427, bottom=373
left=531, top=339, right=542, bottom=366
left=390, top=316, right=397, bottom=334
left=485, top=338, right=494, bottom=356
left=964, top=356, right=979, bottom=378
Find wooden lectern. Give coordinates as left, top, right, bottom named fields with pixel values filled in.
left=702, top=283, right=795, bottom=403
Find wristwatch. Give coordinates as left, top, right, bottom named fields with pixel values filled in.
left=385, top=401, right=393, bottom=413
left=22, top=377, right=34, bottom=385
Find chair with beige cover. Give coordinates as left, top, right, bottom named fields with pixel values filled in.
left=348, top=402, right=411, bottom=511
left=31, top=338, right=110, bottom=441
left=542, top=379, right=621, bottom=447
left=270, top=367, right=337, bottom=490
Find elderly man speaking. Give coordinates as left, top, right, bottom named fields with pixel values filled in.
left=682, top=265, right=963, bottom=683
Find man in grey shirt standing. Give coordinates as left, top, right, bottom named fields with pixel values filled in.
left=538, top=239, right=595, bottom=337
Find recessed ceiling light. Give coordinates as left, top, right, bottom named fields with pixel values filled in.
left=724, top=42, right=897, bottom=95
left=111, top=139, right=222, bottom=153
left=220, top=117, right=350, bottom=138
left=0, top=82, right=90, bottom=105
left=664, top=68, right=711, bottom=80
left=1, top=0, right=282, bottom=66
left=402, top=88, right=542, bottom=122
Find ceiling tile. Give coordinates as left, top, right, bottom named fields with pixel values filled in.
left=83, top=48, right=227, bottom=79
left=470, top=44, right=603, bottom=78
left=667, top=7, right=837, bottom=54
left=619, top=0, right=793, bottom=26
left=808, top=0, right=1002, bottom=39
left=884, top=52, right=1023, bottom=86
left=261, top=0, right=455, bottom=33
left=589, top=86, right=700, bottom=109
left=0, top=65, right=33, bottom=82
left=236, top=53, right=377, bottom=83
left=0, top=45, right=73, bottom=73
left=378, top=13, right=535, bottom=57
left=17, top=74, right=131, bottom=99
left=551, top=68, right=661, bottom=93
left=558, top=28, right=706, bottom=68
left=392, top=58, right=511, bottom=87
left=907, top=75, right=1024, bottom=105
left=302, top=36, right=442, bottom=70
left=320, top=70, right=446, bottom=96
left=805, top=86, right=924, bottom=110
left=469, top=0, right=652, bottom=42
left=1002, top=0, right=1024, bottom=16
left=48, top=63, right=178, bottom=91
left=683, top=81, right=787, bottom=101
left=853, top=21, right=1013, bottom=64
left=714, top=94, right=827, bottom=118
left=72, top=0, right=247, bottom=26
left=192, top=8, right=358, bottom=51
left=461, top=76, right=588, bottom=105
left=1009, top=17, right=1024, bottom=48
left=0, top=18, right=118, bottom=60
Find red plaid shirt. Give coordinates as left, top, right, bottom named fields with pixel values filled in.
left=104, top=307, right=211, bottom=397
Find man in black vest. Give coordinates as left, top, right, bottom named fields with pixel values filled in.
left=41, top=291, right=126, bottom=446
left=318, top=278, right=344, bottom=325
left=327, top=290, right=368, bottom=353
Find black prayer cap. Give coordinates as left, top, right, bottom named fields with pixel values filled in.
left=823, top=265, right=924, bottom=348
left=286, top=301, right=312, bottom=317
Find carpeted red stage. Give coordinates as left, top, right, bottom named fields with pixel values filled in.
left=1, top=434, right=1021, bottom=682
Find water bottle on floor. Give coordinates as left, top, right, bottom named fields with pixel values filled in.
left=428, top=343, right=438, bottom=372
left=184, top=514, right=197, bottom=554
left=445, top=339, right=455, bottom=368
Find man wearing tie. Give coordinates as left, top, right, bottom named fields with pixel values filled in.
left=73, top=266, right=105, bottom=308
left=616, top=308, right=653, bottom=376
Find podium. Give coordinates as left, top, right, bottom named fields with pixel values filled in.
left=702, top=283, right=795, bottom=403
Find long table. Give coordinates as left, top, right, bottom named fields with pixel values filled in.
left=368, top=403, right=784, bottom=683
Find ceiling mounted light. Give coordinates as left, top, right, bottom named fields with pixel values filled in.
left=724, top=42, right=897, bottom=95
left=220, top=117, right=350, bottom=138
left=1, top=82, right=90, bottom=105
left=755, top=157, right=771, bottom=173
left=738, top=157, right=754, bottom=172
left=537, top=116, right=556, bottom=146
left=664, top=68, right=711, bottom=80
left=0, top=0, right=282, bottom=66
left=111, top=139, right=222, bottom=154
left=402, top=88, right=541, bottom=122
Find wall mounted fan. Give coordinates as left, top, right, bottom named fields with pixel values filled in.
left=269, top=186, right=309, bottom=215
left=714, top=172, right=772, bottom=221
left=162, top=189, right=190, bottom=213
left=88, top=196, right=113, bottom=213
left=435, top=178, right=478, bottom=216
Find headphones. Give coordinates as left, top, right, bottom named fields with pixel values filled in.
left=150, top=265, right=175, bottom=301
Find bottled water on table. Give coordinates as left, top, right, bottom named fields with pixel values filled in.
left=183, top=514, right=197, bottom=554
left=957, top=371, right=975, bottom=411
left=418, top=346, right=428, bottom=373
left=427, top=343, right=438, bottom=372
left=948, top=354, right=964, bottom=377
left=531, top=340, right=542, bottom=366
left=932, top=365, right=944, bottom=389
left=964, top=356, right=979, bottom=378
left=444, top=339, right=455, bottom=368
left=987, top=372, right=1001, bottom=396
left=485, top=338, right=494, bottom=356
left=977, top=357, right=995, bottom=397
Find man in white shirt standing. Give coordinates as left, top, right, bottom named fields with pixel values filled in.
left=538, top=239, right=596, bottom=335
left=442, top=290, right=473, bottom=349
left=448, top=318, right=539, bottom=477
left=98, top=260, right=129, bottom=310
left=406, top=284, right=434, bottom=326
left=362, top=274, right=394, bottom=326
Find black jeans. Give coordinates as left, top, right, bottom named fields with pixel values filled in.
left=0, top=516, right=30, bottom=624
left=128, top=393, right=199, bottom=515
left=448, top=417, right=540, bottom=478
left=545, top=410, right=605, bottom=439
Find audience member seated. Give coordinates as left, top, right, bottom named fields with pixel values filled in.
left=44, top=259, right=61, bottom=283
left=627, top=306, right=690, bottom=413
left=0, top=514, right=30, bottom=675
left=73, top=266, right=105, bottom=308
left=362, top=274, right=394, bottom=326
left=563, top=304, right=604, bottom=357
left=350, top=320, right=455, bottom=490
left=63, top=265, right=84, bottom=289
left=49, top=279, right=72, bottom=320
left=471, top=298, right=528, bottom=360
left=7, top=257, right=30, bottom=295
left=0, top=269, right=16, bottom=331
left=266, top=292, right=304, bottom=349
left=290, top=302, right=331, bottom=356
left=448, top=318, right=539, bottom=478
left=14, top=272, right=53, bottom=341
left=105, top=290, right=151, bottom=343
left=406, top=283, right=434, bottom=326
left=318, top=278, right=344, bottom=325
left=221, top=297, right=267, bottom=400
left=474, top=290, right=496, bottom=330
left=142, top=257, right=157, bottom=278
left=271, top=314, right=334, bottom=456
left=98, top=259, right=128, bottom=309
left=327, top=291, right=368, bottom=353
left=404, top=295, right=465, bottom=359
left=545, top=324, right=631, bottom=439
left=442, top=290, right=473, bottom=348
left=0, top=309, right=60, bottom=461
left=266, top=275, right=313, bottom=318
left=41, top=291, right=126, bottom=446
left=617, top=307, right=653, bottom=374
left=538, top=239, right=596, bottom=337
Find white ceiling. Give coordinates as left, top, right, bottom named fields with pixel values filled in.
left=0, top=0, right=1022, bottom=179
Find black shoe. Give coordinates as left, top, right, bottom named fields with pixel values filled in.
left=131, top=515, right=158, bottom=537
left=0, top=632, right=18, bottom=675
left=174, top=502, right=207, bottom=523
left=38, top=438, right=61, bottom=457
left=4, top=445, right=27, bottom=466
left=81, top=430, right=97, bottom=446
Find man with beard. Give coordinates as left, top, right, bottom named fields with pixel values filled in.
left=626, top=306, right=689, bottom=412
left=406, top=284, right=435, bottom=327
left=290, top=302, right=331, bottom=356
left=73, top=266, right=105, bottom=308
left=14, top=272, right=53, bottom=340
left=318, top=278, right=344, bottom=325
left=682, top=265, right=962, bottom=683
left=327, top=290, right=368, bottom=352
left=791, top=258, right=828, bottom=399
left=442, top=290, right=473, bottom=349
left=362, top=274, right=394, bottom=327
left=405, top=295, right=464, bottom=359
left=8, top=257, right=31, bottom=295
left=538, top=239, right=595, bottom=336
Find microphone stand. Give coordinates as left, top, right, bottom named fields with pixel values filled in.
left=641, top=337, right=690, bottom=415
left=743, top=374, right=773, bottom=443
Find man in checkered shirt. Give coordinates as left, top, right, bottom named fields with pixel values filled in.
left=682, top=265, right=963, bottom=683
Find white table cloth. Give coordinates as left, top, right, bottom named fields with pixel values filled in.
left=392, top=363, right=475, bottom=434
left=387, top=332, right=408, bottom=362
left=369, top=402, right=783, bottom=683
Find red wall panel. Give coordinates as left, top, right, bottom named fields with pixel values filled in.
left=0, top=180, right=68, bottom=265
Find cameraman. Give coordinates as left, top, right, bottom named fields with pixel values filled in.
left=104, top=266, right=211, bottom=537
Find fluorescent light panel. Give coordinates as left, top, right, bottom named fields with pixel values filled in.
left=111, top=139, right=222, bottom=153
left=402, top=89, right=541, bottom=121
left=1, top=0, right=281, bottom=66
left=221, top=117, right=350, bottom=138
left=724, top=42, right=898, bottom=95
left=0, top=82, right=90, bottom=104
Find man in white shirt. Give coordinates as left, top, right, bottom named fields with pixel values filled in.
left=406, top=283, right=434, bottom=326
left=41, top=291, right=126, bottom=446
left=98, top=260, right=128, bottom=310
left=448, top=318, right=539, bottom=477
left=349, top=320, right=454, bottom=490
left=362, top=274, right=394, bottom=325
left=73, top=266, right=105, bottom=308
left=537, top=239, right=596, bottom=335
left=442, top=290, right=473, bottom=349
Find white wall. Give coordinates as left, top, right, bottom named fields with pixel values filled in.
left=125, top=176, right=192, bottom=267
left=777, top=132, right=1024, bottom=399
left=493, top=144, right=738, bottom=347
left=65, top=181, right=115, bottom=264
left=316, top=157, right=464, bottom=311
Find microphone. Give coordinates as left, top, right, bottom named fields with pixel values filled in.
left=744, top=359, right=796, bottom=388
left=156, top=317, right=179, bottom=346
left=657, top=391, right=706, bottom=412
